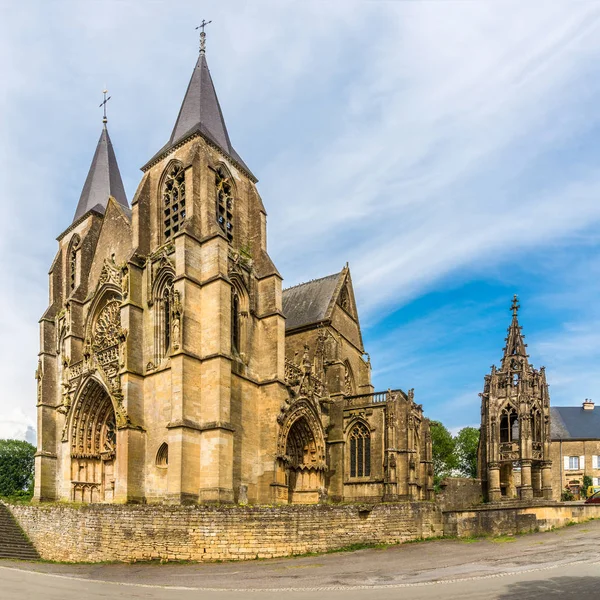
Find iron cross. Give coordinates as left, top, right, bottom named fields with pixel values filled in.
left=196, top=19, right=212, bottom=33
left=99, top=89, right=111, bottom=124
left=196, top=20, right=212, bottom=53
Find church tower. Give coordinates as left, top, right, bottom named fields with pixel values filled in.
left=35, top=31, right=433, bottom=506
left=479, top=296, right=553, bottom=502
left=35, top=30, right=287, bottom=504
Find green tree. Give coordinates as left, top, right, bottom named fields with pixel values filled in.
left=581, top=475, right=593, bottom=499
left=0, top=439, right=35, bottom=498
left=430, top=421, right=458, bottom=489
left=455, top=427, right=480, bottom=478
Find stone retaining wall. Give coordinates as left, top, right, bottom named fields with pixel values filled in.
left=8, top=502, right=442, bottom=563
left=437, top=477, right=483, bottom=511
left=443, top=503, right=600, bottom=537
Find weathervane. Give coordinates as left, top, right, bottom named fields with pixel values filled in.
left=196, top=19, right=212, bottom=54
left=99, top=89, right=111, bottom=127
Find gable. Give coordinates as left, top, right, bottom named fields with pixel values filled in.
left=282, top=273, right=341, bottom=331
left=86, top=198, right=133, bottom=294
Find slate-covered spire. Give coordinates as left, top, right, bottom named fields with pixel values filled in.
left=501, top=295, right=529, bottom=370
left=73, top=124, right=128, bottom=222
left=169, top=52, right=232, bottom=153
left=142, top=31, right=254, bottom=178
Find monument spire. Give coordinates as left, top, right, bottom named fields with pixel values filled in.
left=501, top=294, right=529, bottom=369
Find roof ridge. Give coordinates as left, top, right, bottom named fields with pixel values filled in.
left=282, top=271, right=341, bottom=292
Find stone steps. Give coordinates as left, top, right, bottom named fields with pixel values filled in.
left=0, top=504, right=40, bottom=560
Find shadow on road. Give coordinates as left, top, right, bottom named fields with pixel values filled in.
left=497, top=576, right=600, bottom=599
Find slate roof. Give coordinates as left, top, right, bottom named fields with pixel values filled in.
left=550, top=406, right=600, bottom=440
left=142, top=53, right=254, bottom=178
left=282, top=272, right=342, bottom=331
left=73, top=127, right=128, bottom=223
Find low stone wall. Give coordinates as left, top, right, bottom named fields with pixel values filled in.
left=437, top=478, right=483, bottom=510
left=443, top=503, right=600, bottom=538
left=8, top=502, right=442, bottom=563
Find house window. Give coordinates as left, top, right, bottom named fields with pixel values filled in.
left=162, top=163, right=186, bottom=241
left=349, top=422, right=371, bottom=478
left=215, top=167, right=233, bottom=243
left=568, top=456, right=580, bottom=470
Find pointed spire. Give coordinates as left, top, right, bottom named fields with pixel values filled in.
left=142, top=29, right=255, bottom=180
left=169, top=51, right=232, bottom=152
left=72, top=125, right=129, bottom=222
left=501, top=294, right=529, bottom=369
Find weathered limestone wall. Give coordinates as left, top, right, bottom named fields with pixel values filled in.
left=8, top=502, right=442, bottom=563
left=443, top=503, right=600, bottom=538
left=437, top=478, right=483, bottom=510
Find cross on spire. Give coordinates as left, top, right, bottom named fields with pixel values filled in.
left=511, top=294, right=520, bottom=318
left=196, top=20, right=212, bottom=54
left=99, top=89, right=111, bottom=127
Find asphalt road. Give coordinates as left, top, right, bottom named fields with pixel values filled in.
left=2, top=520, right=600, bottom=599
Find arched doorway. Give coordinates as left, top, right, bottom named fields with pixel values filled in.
left=283, top=413, right=326, bottom=504
left=70, top=379, right=117, bottom=502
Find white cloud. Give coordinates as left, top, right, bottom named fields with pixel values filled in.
left=2, top=1, right=600, bottom=437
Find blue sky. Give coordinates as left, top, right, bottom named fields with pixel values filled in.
left=2, top=0, right=600, bottom=440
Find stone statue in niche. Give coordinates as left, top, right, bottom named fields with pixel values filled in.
left=171, top=290, right=182, bottom=351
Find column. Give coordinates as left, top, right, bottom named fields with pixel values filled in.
left=519, top=459, right=533, bottom=501
left=488, top=462, right=501, bottom=502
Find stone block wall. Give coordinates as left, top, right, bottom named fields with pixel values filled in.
left=8, top=502, right=442, bottom=563
left=443, top=503, right=600, bottom=538
left=437, top=478, right=483, bottom=510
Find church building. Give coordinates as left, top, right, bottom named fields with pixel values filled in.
left=34, top=34, right=434, bottom=505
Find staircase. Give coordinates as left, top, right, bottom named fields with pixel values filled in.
left=0, top=504, right=40, bottom=560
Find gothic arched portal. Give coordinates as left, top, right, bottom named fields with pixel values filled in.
left=70, top=378, right=117, bottom=503
left=281, top=409, right=326, bottom=504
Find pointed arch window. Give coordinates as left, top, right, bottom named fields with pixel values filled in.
left=68, top=235, right=81, bottom=293
left=500, top=406, right=519, bottom=443
left=215, top=166, right=233, bottom=243
left=531, top=409, right=542, bottom=442
left=162, top=163, right=186, bottom=242
left=156, top=443, right=168, bottom=468
left=349, top=422, right=371, bottom=478
left=231, top=288, right=240, bottom=353
left=154, top=274, right=174, bottom=363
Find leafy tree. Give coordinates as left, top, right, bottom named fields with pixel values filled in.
left=430, top=421, right=458, bottom=489
left=581, top=475, right=593, bottom=499
left=0, top=439, right=35, bottom=498
left=455, top=427, right=480, bottom=478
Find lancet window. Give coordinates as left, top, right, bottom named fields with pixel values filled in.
left=215, top=166, right=233, bottom=243
left=156, top=443, right=168, bottom=468
left=500, top=406, right=519, bottom=443
left=162, top=162, right=186, bottom=242
left=68, top=235, right=81, bottom=293
left=231, top=288, right=240, bottom=353
left=531, top=409, right=542, bottom=442
left=349, top=422, right=371, bottom=478
left=155, top=274, right=174, bottom=362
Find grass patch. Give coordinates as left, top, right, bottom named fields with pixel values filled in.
left=490, top=535, right=516, bottom=544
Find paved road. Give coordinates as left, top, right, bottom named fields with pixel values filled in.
left=2, top=520, right=600, bottom=599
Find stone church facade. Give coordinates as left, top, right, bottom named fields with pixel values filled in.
left=34, top=37, right=434, bottom=505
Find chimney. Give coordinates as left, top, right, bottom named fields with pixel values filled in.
left=583, top=399, right=595, bottom=411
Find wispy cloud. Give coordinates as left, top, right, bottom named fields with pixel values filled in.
left=2, top=1, right=600, bottom=438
